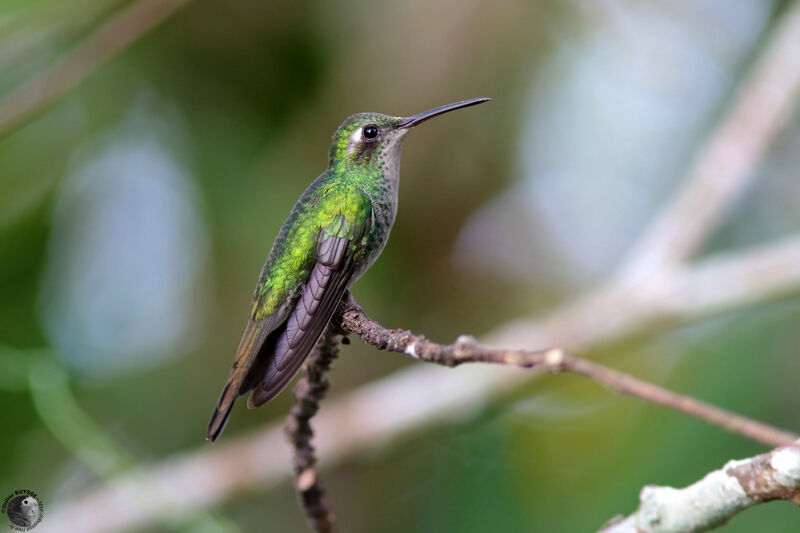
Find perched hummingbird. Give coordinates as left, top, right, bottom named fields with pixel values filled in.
left=207, top=97, right=490, bottom=442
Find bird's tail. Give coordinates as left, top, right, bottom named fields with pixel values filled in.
left=207, top=383, right=236, bottom=442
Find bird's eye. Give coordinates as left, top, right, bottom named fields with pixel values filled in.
left=362, top=125, right=379, bottom=139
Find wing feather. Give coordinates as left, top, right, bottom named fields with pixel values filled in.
left=248, top=211, right=370, bottom=407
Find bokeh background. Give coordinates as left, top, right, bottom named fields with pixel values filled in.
left=2, top=0, right=800, bottom=531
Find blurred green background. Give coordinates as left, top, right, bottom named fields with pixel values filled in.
left=2, top=0, right=800, bottom=531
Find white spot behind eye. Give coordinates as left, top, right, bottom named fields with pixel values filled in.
left=347, top=127, right=363, bottom=155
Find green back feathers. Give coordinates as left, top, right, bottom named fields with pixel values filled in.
left=253, top=177, right=371, bottom=318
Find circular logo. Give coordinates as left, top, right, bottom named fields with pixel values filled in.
left=2, top=490, right=43, bottom=531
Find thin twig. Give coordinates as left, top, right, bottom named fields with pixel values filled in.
left=600, top=439, right=800, bottom=533
left=0, top=0, right=192, bottom=139
left=335, top=301, right=799, bottom=449
left=285, top=329, right=339, bottom=533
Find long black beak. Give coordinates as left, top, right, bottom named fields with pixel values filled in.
left=397, top=97, right=490, bottom=129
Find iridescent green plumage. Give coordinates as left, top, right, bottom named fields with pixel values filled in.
left=254, top=181, right=372, bottom=315
left=208, top=99, right=489, bottom=442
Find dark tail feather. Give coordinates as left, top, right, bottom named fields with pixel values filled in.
left=207, top=384, right=235, bottom=442
left=207, top=328, right=283, bottom=442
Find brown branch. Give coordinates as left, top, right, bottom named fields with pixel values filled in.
left=286, top=298, right=798, bottom=529
left=335, top=300, right=799, bottom=449
left=285, top=328, right=339, bottom=533
left=0, top=0, right=192, bottom=139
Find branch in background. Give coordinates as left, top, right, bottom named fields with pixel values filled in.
left=618, top=0, right=800, bottom=281
left=487, top=2, right=800, bottom=353
left=490, top=231, right=800, bottom=351
left=600, top=439, right=800, bottom=533
left=335, top=301, right=798, bottom=448
left=0, top=0, right=192, bottom=139
left=286, top=329, right=339, bottom=533
left=654, top=233, right=800, bottom=315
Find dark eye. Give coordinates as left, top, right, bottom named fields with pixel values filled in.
left=363, top=125, right=379, bottom=139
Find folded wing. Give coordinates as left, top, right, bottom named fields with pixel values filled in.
left=248, top=211, right=371, bottom=407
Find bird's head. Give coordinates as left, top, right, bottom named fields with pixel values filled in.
left=328, top=98, right=490, bottom=170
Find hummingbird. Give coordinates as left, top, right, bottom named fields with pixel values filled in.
left=207, top=97, right=490, bottom=442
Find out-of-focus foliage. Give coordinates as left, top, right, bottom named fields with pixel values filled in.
left=1, top=0, right=799, bottom=531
